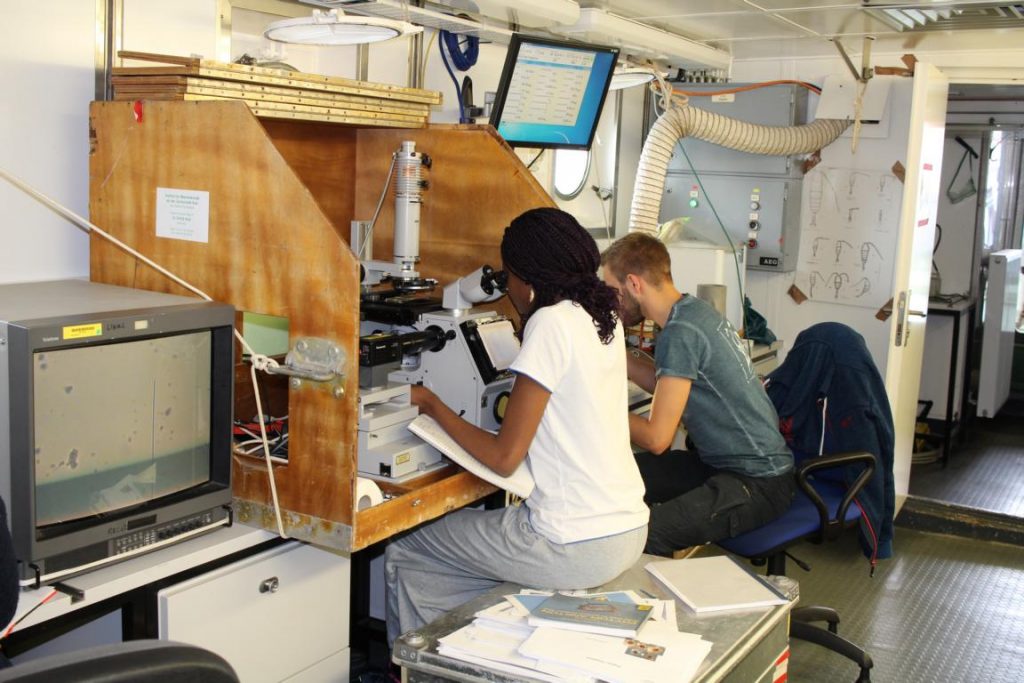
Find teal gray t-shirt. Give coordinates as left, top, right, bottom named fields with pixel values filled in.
left=654, top=296, right=792, bottom=477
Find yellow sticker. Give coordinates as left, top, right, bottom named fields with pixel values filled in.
left=395, top=451, right=411, bottom=465
left=63, top=323, right=103, bottom=340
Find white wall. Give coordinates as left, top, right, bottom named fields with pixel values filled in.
left=1, top=1, right=96, bottom=285
left=933, top=135, right=982, bottom=298
left=729, top=58, right=919, bottom=371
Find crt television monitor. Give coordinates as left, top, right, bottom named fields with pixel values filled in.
left=0, top=280, right=235, bottom=586
left=489, top=34, right=619, bottom=150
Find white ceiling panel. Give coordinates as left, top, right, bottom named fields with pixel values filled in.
left=745, top=1, right=863, bottom=9
left=775, top=8, right=904, bottom=36
left=658, top=12, right=815, bottom=41
left=590, top=0, right=757, bottom=18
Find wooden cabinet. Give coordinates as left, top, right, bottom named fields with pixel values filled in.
left=88, top=100, right=553, bottom=552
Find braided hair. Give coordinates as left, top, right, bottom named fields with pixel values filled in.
left=500, top=207, right=619, bottom=344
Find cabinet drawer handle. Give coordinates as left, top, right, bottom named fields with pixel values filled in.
left=259, top=577, right=280, bottom=594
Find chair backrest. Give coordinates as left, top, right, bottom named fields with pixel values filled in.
left=0, top=640, right=239, bottom=683
left=765, top=322, right=896, bottom=562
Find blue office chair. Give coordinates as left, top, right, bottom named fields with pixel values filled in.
left=719, top=323, right=896, bottom=683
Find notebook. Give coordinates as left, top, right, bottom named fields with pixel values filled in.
left=644, top=555, right=788, bottom=614
left=408, top=414, right=535, bottom=498
left=527, top=593, right=654, bottom=638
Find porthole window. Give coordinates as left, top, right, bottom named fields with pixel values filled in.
left=552, top=148, right=592, bottom=200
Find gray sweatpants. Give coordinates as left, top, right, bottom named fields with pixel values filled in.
left=385, top=503, right=648, bottom=644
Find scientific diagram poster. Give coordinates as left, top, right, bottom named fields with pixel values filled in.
left=794, top=166, right=902, bottom=309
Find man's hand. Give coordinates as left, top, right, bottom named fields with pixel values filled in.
left=630, top=375, right=692, bottom=454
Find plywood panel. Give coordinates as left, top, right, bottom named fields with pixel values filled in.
left=89, top=102, right=557, bottom=551
left=89, top=100, right=360, bottom=539
left=355, top=125, right=556, bottom=301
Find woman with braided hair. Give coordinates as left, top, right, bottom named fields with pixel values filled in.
left=385, top=208, right=649, bottom=645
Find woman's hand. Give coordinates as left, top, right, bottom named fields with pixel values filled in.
left=410, top=384, right=438, bottom=417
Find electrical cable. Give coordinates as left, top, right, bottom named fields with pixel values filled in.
left=419, top=29, right=439, bottom=86
left=673, top=141, right=748, bottom=330
left=588, top=134, right=613, bottom=244
left=358, top=155, right=398, bottom=259
left=0, top=168, right=289, bottom=539
left=440, top=30, right=478, bottom=72
left=440, top=29, right=479, bottom=71
left=672, top=80, right=822, bottom=97
left=438, top=37, right=465, bottom=122
left=439, top=29, right=478, bottom=123
left=526, top=149, right=544, bottom=170
left=2, top=589, right=58, bottom=639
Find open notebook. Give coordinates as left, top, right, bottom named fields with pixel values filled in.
left=408, top=414, right=535, bottom=498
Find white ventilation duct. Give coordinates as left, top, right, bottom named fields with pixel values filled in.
left=629, top=105, right=851, bottom=234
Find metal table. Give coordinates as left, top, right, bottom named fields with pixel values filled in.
left=392, top=554, right=794, bottom=683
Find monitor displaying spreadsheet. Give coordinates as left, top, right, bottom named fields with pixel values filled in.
left=489, top=34, right=618, bottom=150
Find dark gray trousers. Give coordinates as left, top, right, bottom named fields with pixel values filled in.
left=635, top=449, right=796, bottom=557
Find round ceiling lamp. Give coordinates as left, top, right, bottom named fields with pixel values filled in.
left=265, top=9, right=421, bottom=46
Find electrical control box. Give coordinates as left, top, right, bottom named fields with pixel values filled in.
left=661, top=175, right=801, bottom=272
left=651, top=83, right=808, bottom=271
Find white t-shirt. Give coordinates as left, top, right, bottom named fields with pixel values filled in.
left=510, top=300, right=649, bottom=544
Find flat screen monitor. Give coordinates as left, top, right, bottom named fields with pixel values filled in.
left=489, top=34, right=619, bottom=150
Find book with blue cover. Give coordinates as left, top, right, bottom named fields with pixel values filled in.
left=527, top=593, right=654, bottom=637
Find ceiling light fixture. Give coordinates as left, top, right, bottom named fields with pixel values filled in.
left=609, top=66, right=658, bottom=91
left=553, top=8, right=731, bottom=71
left=265, top=9, right=421, bottom=46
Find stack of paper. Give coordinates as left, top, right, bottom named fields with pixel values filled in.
left=520, top=621, right=712, bottom=683
left=436, top=590, right=711, bottom=683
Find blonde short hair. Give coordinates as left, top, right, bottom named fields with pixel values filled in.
left=600, top=232, right=672, bottom=285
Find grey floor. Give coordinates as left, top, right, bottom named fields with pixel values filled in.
left=774, top=530, right=1024, bottom=682
left=778, top=396, right=1024, bottom=682
left=909, top=397, right=1024, bottom=516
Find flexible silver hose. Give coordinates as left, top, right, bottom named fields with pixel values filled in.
left=629, top=105, right=851, bottom=234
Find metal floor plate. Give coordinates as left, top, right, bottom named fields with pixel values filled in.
left=772, top=530, right=1024, bottom=682
left=910, top=398, right=1024, bottom=517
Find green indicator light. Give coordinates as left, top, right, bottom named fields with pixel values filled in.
left=688, top=198, right=699, bottom=208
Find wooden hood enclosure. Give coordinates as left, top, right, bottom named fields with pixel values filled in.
left=88, top=100, right=554, bottom=552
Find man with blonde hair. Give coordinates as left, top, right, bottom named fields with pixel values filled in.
left=601, top=232, right=794, bottom=556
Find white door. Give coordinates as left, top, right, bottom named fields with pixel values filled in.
left=885, top=63, right=949, bottom=512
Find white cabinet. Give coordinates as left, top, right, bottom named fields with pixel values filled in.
left=158, top=541, right=350, bottom=682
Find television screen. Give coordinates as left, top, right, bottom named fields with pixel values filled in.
left=33, top=331, right=213, bottom=527
left=489, top=34, right=619, bottom=150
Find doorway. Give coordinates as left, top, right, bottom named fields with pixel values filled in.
left=909, top=83, right=1024, bottom=519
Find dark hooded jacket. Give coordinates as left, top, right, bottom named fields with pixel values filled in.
left=765, top=322, right=895, bottom=562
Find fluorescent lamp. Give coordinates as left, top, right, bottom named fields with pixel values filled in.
left=265, top=9, right=421, bottom=46
left=301, top=0, right=580, bottom=30
left=609, top=66, right=658, bottom=91
left=554, top=8, right=731, bottom=71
